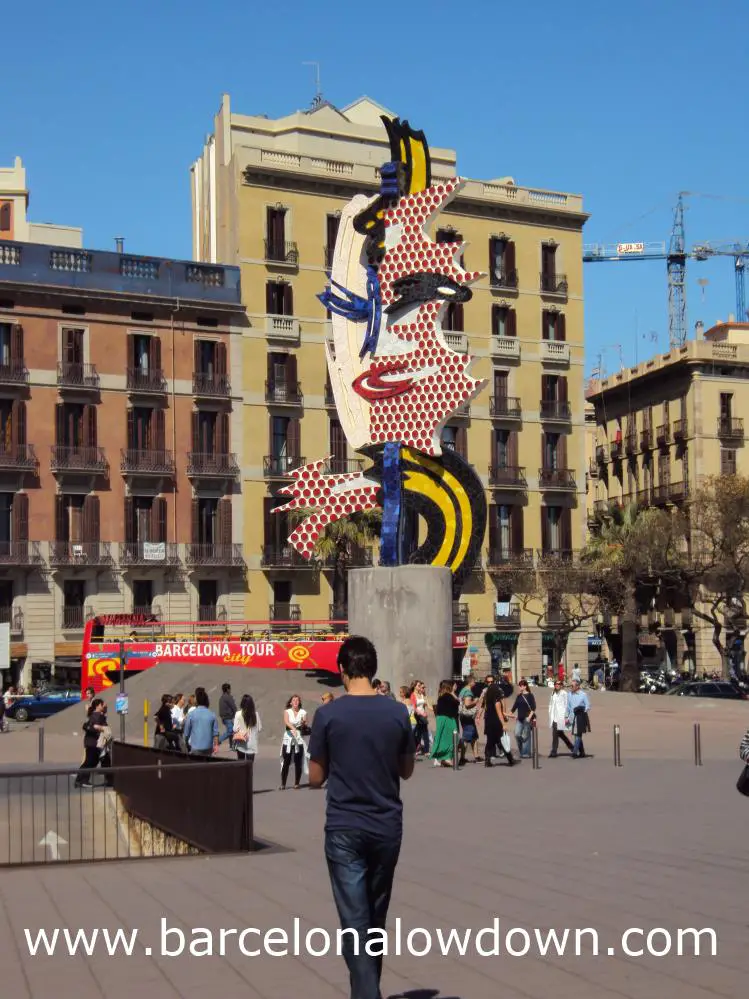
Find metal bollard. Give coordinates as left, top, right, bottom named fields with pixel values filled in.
left=452, top=728, right=460, bottom=770
left=38, top=722, right=45, bottom=763
left=143, top=698, right=149, bottom=747
left=531, top=724, right=540, bottom=769
left=693, top=722, right=703, bottom=766
left=613, top=724, right=622, bottom=767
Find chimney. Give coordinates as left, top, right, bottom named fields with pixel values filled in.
left=728, top=313, right=736, bottom=323
left=695, top=320, right=704, bottom=340
left=115, top=237, right=124, bottom=254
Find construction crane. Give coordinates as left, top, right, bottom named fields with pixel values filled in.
left=583, top=193, right=749, bottom=350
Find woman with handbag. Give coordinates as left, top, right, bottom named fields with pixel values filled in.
left=483, top=677, right=515, bottom=768
left=74, top=698, right=114, bottom=788
left=280, top=694, right=308, bottom=790
left=410, top=680, right=432, bottom=756
left=510, top=678, right=537, bottom=759
left=234, top=694, right=262, bottom=762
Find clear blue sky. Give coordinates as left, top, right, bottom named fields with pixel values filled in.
left=3, top=0, right=747, bottom=374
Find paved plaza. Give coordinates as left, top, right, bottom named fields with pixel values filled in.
left=0, top=690, right=747, bottom=999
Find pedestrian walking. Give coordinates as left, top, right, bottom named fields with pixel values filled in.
left=308, top=636, right=415, bottom=999
left=218, top=683, right=237, bottom=747
left=184, top=687, right=219, bottom=755
left=567, top=679, right=591, bottom=758
left=233, top=695, right=261, bottom=762
left=483, top=676, right=515, bottom=767
left=458, top=685, right=480, bottom=764
left=280, top=694, right=307, bottom=790
left=548, top=677, right=574, bottom=757
left=510, top=678, right=537, bottom=759
left=74, top=699, right=113, bottom=788
left=410, top=680, right=431, bottom=756
left=431, top=680, right=459, bottom=768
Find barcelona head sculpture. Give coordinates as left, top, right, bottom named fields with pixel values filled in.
left=275, top=116, right=487, bottom=596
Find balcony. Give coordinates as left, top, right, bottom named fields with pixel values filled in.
left=490, top=268, right=519, bottom=290
left=0, top=605, right=23, bottom=635
left=489, top=396, right=522, bottom=419
left=537, top=549, right=576, bottom=565
left=261, top=545, right=317, bottom=569
left=444, top=332, right=468, bottom=353
left=61, top=606, right=91, bottom=631
left=0, top=541, right=43, bottom=566
left=264, top=240, right=299, bottom=266
left=637, top=487, right=654, bottom=507
left=126, top=367, right=167, bottom=394
left=0, top=361, right=29, bottom=386
left=453, top=603, right=469, bottom=630
left=539, top=399, right=572, bottom=421
left=185, top=543, right=246, bottom=568
left=192, top=371, right=231, bottom=397
left=653, top=484, right=670, bottom=506
left=270, top=603, right=301, bottom=624
left=673, top=418, right=688, bottom=441
left=494, top=602, right=521, bottom=628
left=588, top=458, right=599, bottom=478
left=656, top=423, right=670, bottom=445
left=668, top=480, right=688, bottom=504
left=186, top=452, right=240, bottom=478
left=263, top=454, right=306, bottom=478
left=325, top=458, right=363, bottom=475
left=539, top=468, right=576, bottom=490
left=57, top=361, right=99, bottom=390
left=625, top=431, right=637, bottom=455
left=490, top=335, right=520, bottom=360
left=540, top=340, right=570, bottom=364
left=132, top=604, right=162, bottom=621
left=50, top=446, right=108, bottom=474
left=610, top=439, right=623, bottom=460
left=119, top=542, right=180, bottom=567
left=49, top=541, right=114, bottom=567
left=540, top=272, right=568, bottom=296
left=640, top=428, right=652, bottom=450
left=0, top=444, right=37, bottom=471
left=487, top=548, right=534, bottom=569
left=198, top=604, right=227, bottom=623
left=120, top=448, right=175, bottom=475
left=265, top=380, right=303, bottom=406
left=718, top=417, right=744, bottom=440
left=488, top=465, right=526, bottom=487
left=266, top=315, right=300, bottom=342
left=595, top=444, right=606, bottom=465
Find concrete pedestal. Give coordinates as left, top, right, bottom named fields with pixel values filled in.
left=348, top=565, right=453, bottom=696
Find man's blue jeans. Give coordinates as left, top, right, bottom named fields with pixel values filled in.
left=325, top=829, right=402, bottom=999
left=219, top=718, right=233, bottom=746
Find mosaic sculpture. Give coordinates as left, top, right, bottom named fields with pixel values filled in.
left=275, top=117, right=487, bottom=594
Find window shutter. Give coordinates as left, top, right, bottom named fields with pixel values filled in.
left=127, top=334, right=135, bottom=372
left=559, top=433, right=568, bottom=469
left=154, top=408, right=166, bottom=451
left=216, top=341, right=227, bottom=376
left=266, top=206, right=275, bottom=245
left=511, top=505, right=524, bottom=552
left=509, top=430, right=518, bottom=466
left=491, top=305, right=499, bottom=337
left=506, top=240, right=516, bottom=276
left=55, top=402, right=65, bottom=447
left=191, top=498, right=200, bottom=544
left=152, top=336, right=162, bottom=372
left=11, top=324, right=23, bottom=363
left=124, top=496, right=134, bottom=543
left=494, top=370, right=508, bottom=398
left=488, top=238, right=497, bottom=281
left=283, top=283, right=294, bottom=316
left=558, top=313, right=566, bottom=342
left=541, top=508, right=550, bottom=551
left=488, top=505, right=498, bottom=552
left=13, top=493, right=29, bottom=543
left=83, top=495, right=100, bottom=542
left=55, top=495, right=67, bottom=543
left=507, top=308, right=517, bottom=338
left=84, top=405, right=97, bottom=447
left=326, top=215, right=340, bottom=256
left=127, top=408, right=135, bottom=450
left=12, top=399, right=26, bottom=447
left=263, top=497, right=274, bottom=547
left=721, top=450, right=737, bottom=476
left=288, top=418, right=300, bottom=457
left=559, top=376, right=568, bottom=404
left=541, top=431, right=548, bottom=469
left=154, top=497, right=167, bottom=543
left=455, top=426, right=467, bottom=460
left=541, top=375, right=553, bottom=401
left=541, top=310, right=549, bottom=340
left=265, top=282, right=275, bottom=314
left=287, top=353, right=297, bottom=386
left=218, top=498, right=233, bottom=546
left=193, top=338, right=201, bottom=375
left=561, top=508, right=572, bottom=552
left=453, top=303, right=464, bottom=331
left=0, top=203, right=10, bottom=232
left=218, top=411, right=230, bottom=454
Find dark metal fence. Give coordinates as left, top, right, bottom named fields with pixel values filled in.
left=0, top=745, right=254, bottom=867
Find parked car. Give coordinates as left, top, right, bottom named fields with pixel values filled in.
left=5, top=690, right=81, bottom=722
left=666, top=681, right=748, bottom=700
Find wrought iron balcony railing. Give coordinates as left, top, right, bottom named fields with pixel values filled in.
left=539, top=399, right=572, bottom=420
left=625, top=431, right=637, bottom=454
left=192, top=371, right=231, bottom=396
left=656, top=423, right=670, bottom=445
left=261, top=545, right=316, bottom=569
left=668, top=480, right=688, bottom=503
left=49, top=541, right=114, bottom=566
left=198, top=604, right=228, bottom=623
left=640, top=428, right=652, bottom=450
left=120, top=448, right=175, bottom=475
left=490, top=268, right=518, bottom=290
left=132, top=604, right=162, bottom=621
left=717, top=417, right=744, bottom=439
left=673, top=418, right=688, bottom=441
left=50, top=445, right=108, bottom=474
left=270, top=603, right=301, bottom=623
left=0, top=362, right=29, bottom=385
left=539, top=467, right=576, bottom=489
left=653, top=484, right=670, bottom=505
left=486, top=548, right=534, bottom=569
left=0, top=541, right=43, bottom=565
left=537, top=549, right=577, bottom=564
left=494, top=603, right=521, bottom=627
left=264, top=240, right=299, bottom=265
left=57, top=361, right=99, bottom=389
left=265, top=380, right=303, bottom=405
left=186, top=452, right=240, bottom=477
left=119, top=541, right=180, bottom=566
left=263, top=454, right=305, bottom=477
left=126, top=367, right=167, bottom=393
left=0, top=444, right=37, bottom=470
left=488, top=465, right=526, bottom=487
left=185, top=543, right=246, bottom=567
left=0, top=605, right=23, bottom=634
left=489, top=396, right=522, bottom=418
left=452, top=603, right=469, bottom=630
left=324, top=458, right=363, bottom=475
left=61, top=606, right=94, bottom=630
left=540, top=272, right=568, bottom=295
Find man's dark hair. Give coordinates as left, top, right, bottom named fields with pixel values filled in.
left=222, top=683, right=231, bottom=693
left=338, top=635, right=378, bottom=680
left=195, top=686, right=209, bottom=708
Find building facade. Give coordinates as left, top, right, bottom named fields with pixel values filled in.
left=192, top=94, right=589, bottom=676
left=586, top=322, right=749, bottom=674
left=1, top=157, right=82, bottom=249
left=0, top=238, right=246, bottom=688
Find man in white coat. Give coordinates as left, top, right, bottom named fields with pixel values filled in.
left=548, top=678, right=574, bottom=757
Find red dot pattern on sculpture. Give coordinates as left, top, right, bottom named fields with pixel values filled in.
left=371, top=180, right=483, bottom=455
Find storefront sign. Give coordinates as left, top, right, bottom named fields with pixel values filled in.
left=484, top=632, right=519, bottom=647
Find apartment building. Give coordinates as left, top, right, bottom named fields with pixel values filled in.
left=0, top=157, right=82, bottom=248
left=0, top=236, right=245, bottom=688
left=586, top=321, right=749, bottom=673
left=191, top=94, right=589, bottom=675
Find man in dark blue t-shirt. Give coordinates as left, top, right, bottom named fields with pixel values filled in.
left=309, top=636, right=415, bottom=999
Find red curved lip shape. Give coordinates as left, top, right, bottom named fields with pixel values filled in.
left=352, top=364, right=415, bottom=400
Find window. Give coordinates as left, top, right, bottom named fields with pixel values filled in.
left=266, top=207, right=287, bottom=260
left=63, top=580, right=85, bottom=622
left=627, top=460, right=638, bottom=495
left=658, top=451, right=670, bottom=487
left=268, top=416, right=300, bottom=472
left=272, top=416, right=289, bottom=459
left=494, top=429, right=512, bottom=468
left=0, top=322, right=21, bottom=368
left=0, top=202, right=11, bottom=232
left=542, top=310, right=566, bottom=341
left=541, top=506, right=571, bottom=553
left=720, top=393, right=733, bottom=423
left=55, top=403, right=97, bottom=449
left=125, top=496, right=167, bottom=544
left=542, top=432, right=560, bottom=470
left=721, top=449, right=736, bottom=477
left=194, top=338, right=227, bottom=376
left=441, top=425, right=467, bottom=459
left=191, top=497, right=232, bottom=548
left=127, top=407, right=165, bottom=453
left=492, top=305, right=517, bottom=338
left=55, top=495, right=100, bottom=543
left=325, top=214, right=340, bottom=269
left=0, top=399, right=26, bottom=454
left=266, top=281, right=294, bottom=316
left=494, top=370, right=509, bottom=399
left=541, top=243, right=557, bottom=286
left=133, top=580, right=153, bottom=613
left=488, top=504, right=523, bottom=556
left=0, top=580, right=13, bottom=615
left=198, top=580, right=218, bottom=620
left=329, top=418, right=347, bottom=469
left=266, top=352, right=297, bottom=398
left=488, top=237, right=517, bottom=287
left=192, top=410, right=229, bottom=456
left=128, top=333, right=162, bottom=375
left=264, top=496, right=290, bottom=550
left=443, top=302, right=464, bottom=332
left=494, top=505, right=511, bottom=553
left=61, top=326, right=85, bottom=365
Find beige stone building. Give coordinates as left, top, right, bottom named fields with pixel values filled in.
left=191, top=94, right=590, bottom=676
left=586, top=321, right=749, bottom=673
left=0, top=157, right=82, bottom=249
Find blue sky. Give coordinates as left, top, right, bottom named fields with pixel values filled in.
left=3, top=0, right=747, bottom=374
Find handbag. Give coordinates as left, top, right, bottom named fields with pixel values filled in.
left=737, top=765, right=749, bottom=797
left=500, top=732, right=511, bottom=754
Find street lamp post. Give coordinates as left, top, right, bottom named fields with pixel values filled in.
left=119, top=640, right=126, bottom=743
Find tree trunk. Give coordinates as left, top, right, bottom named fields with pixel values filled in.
left=619, top=588, right=639, bottom=692
left=333, top=557, right=348, bottom=633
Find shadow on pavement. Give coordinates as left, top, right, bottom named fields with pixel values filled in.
left=389, top=990, right=464, bottom=999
